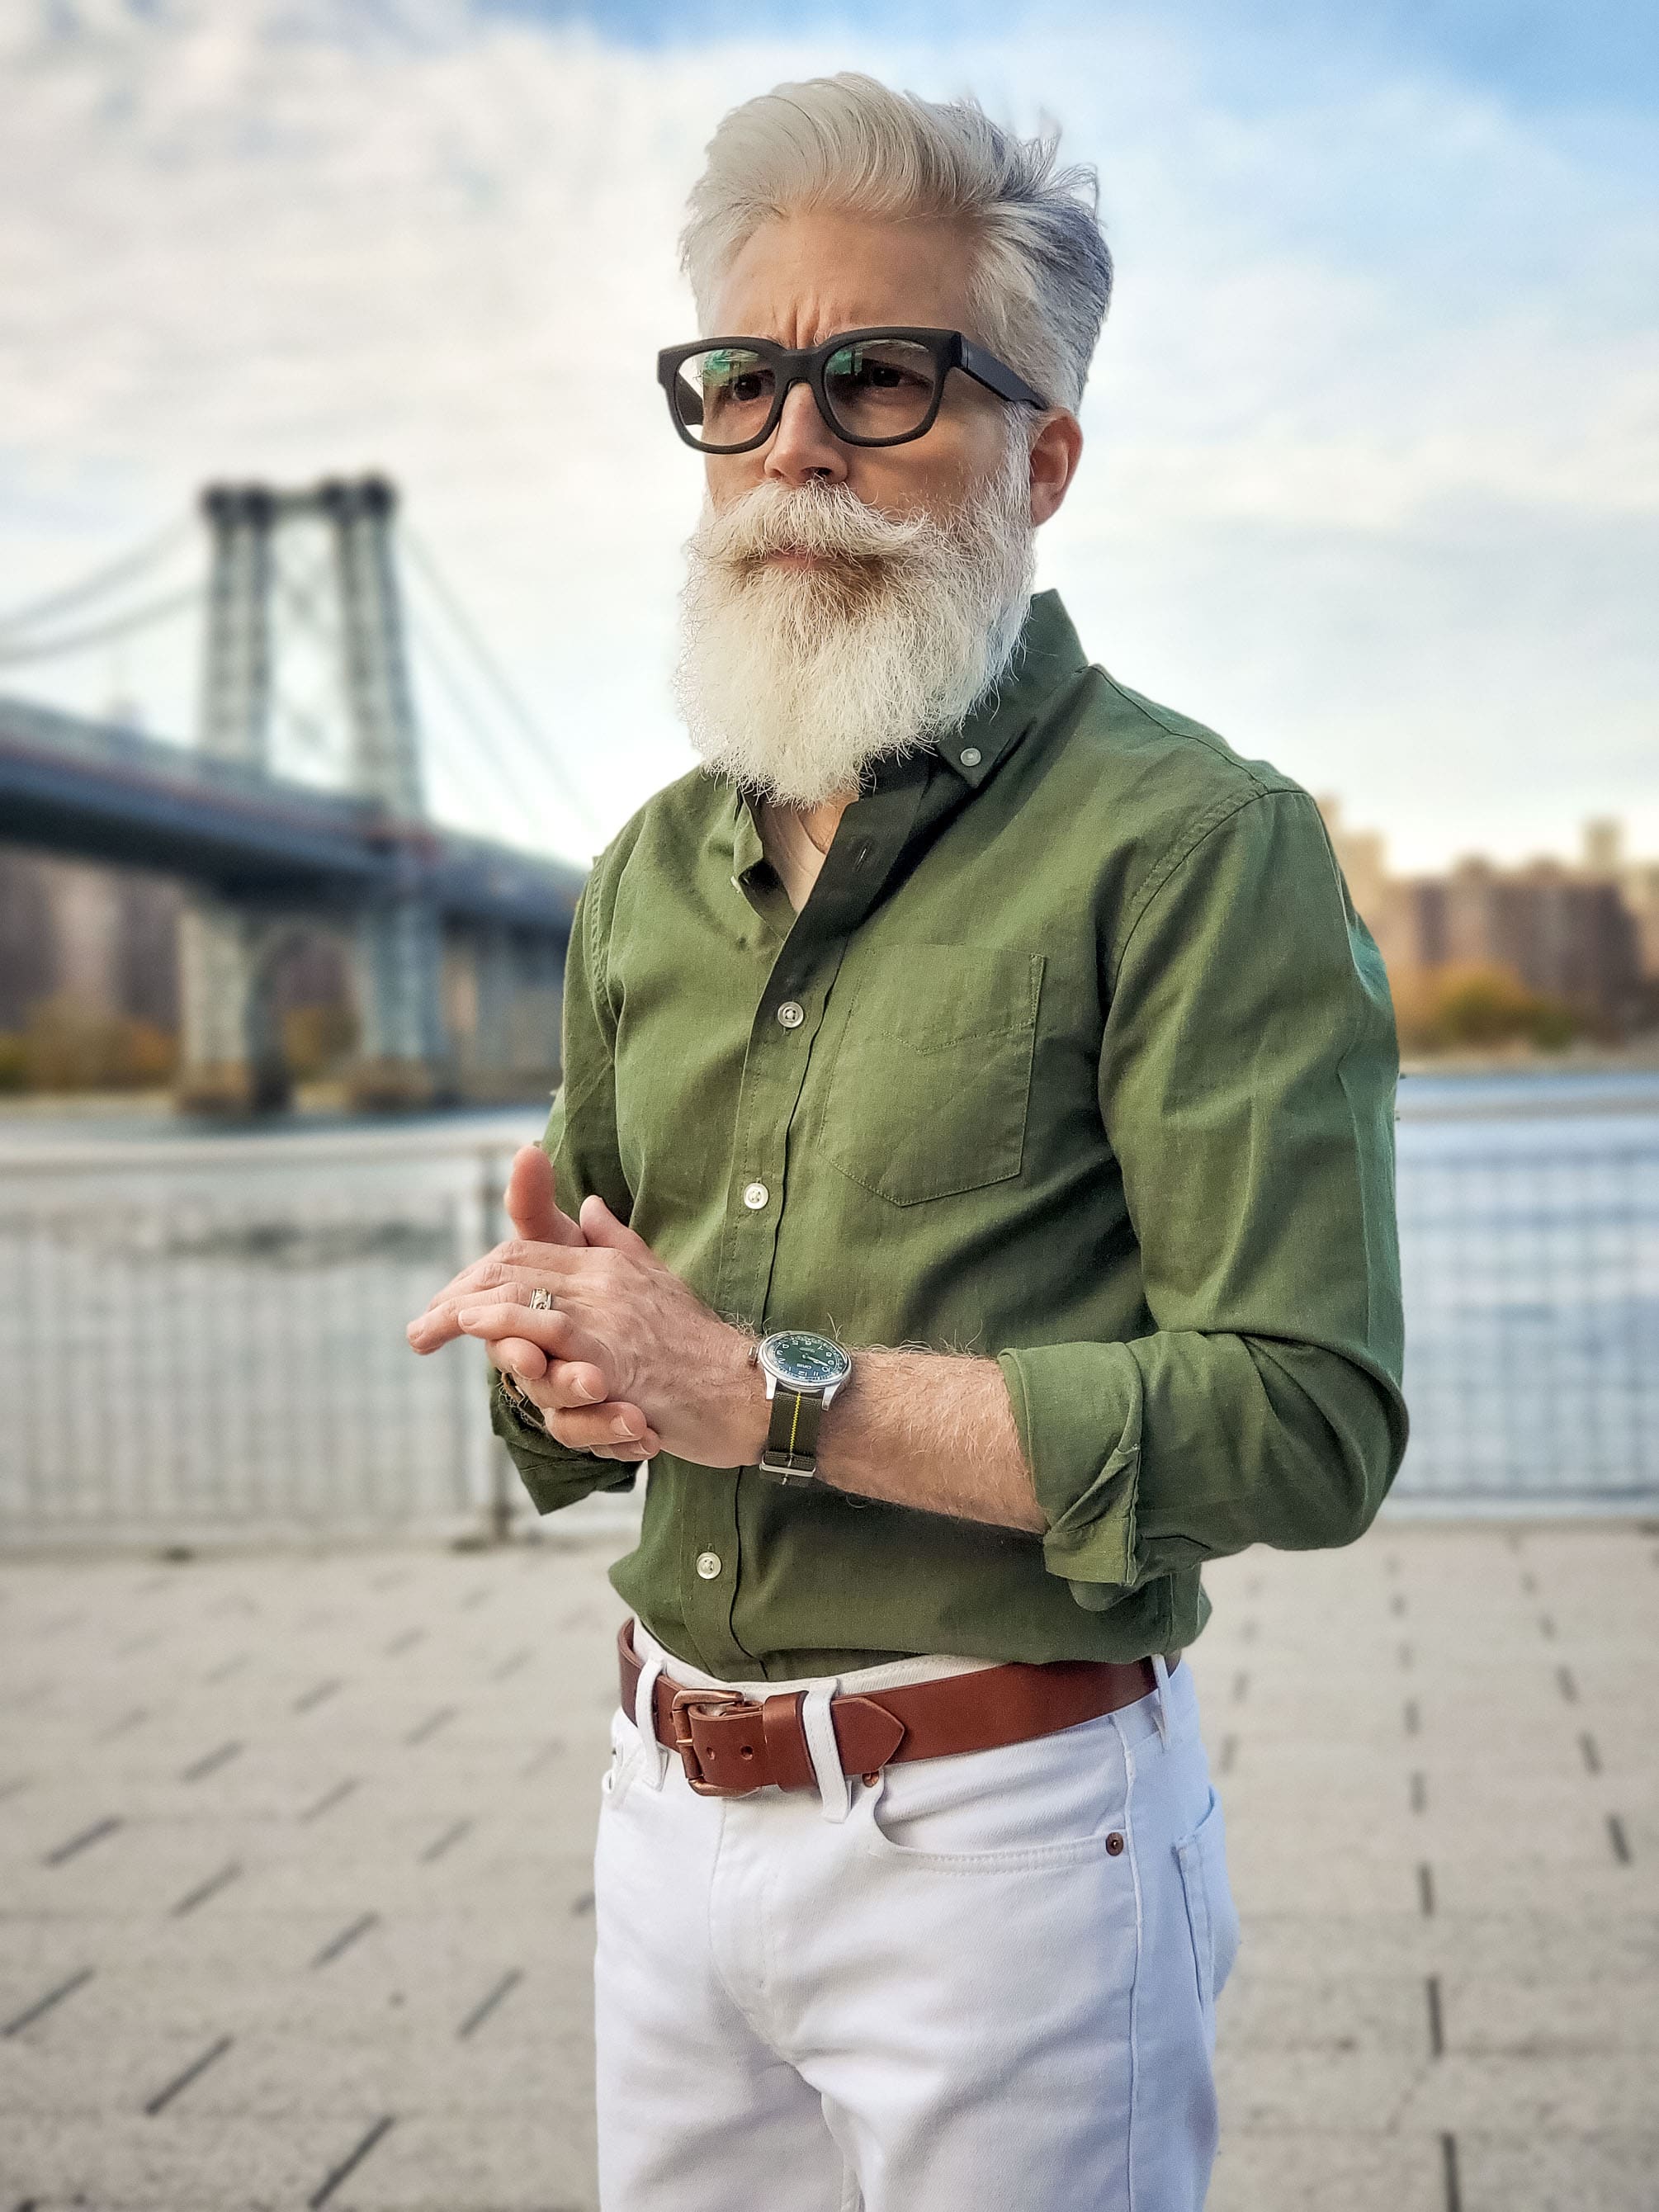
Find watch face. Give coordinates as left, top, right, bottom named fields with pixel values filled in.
left=763, top=1331, right=853, bottom=1391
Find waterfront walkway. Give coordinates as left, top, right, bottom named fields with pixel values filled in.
left=1, top=1518, right=1654, bottom=2210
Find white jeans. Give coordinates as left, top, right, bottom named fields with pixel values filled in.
left=593, top=1624, right=1240, bottom=2212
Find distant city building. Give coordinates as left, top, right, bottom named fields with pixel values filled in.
left=1317, top=798, right=1650, bottom=1029
left=1579, top=818, right=1659, bottom=984
left=0, top=847, right=182, bottom=1031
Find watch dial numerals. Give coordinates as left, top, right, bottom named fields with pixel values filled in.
left=765, top=1331, right=852, bottom=1390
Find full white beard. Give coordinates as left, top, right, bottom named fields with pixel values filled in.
left=672, top=429, right=1037, bottom=808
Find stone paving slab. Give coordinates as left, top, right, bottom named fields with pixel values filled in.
left=1, top=1516, right=1655, bottom=2210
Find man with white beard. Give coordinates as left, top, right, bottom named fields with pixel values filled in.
left=410, top=71, right=1406, bottom=2212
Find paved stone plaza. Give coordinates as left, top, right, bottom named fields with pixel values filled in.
left=1, top=1515, right=1654, bottom=2211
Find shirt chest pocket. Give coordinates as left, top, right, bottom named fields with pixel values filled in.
left=807, top=945, right=1044, bottom=1207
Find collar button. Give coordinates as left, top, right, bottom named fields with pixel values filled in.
left=959, top=746, right=982, bottom=768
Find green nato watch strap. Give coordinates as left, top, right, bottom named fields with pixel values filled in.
left=760, top=1383, right=825, bottom=1484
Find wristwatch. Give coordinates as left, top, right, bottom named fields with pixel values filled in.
left=753, top=1330, right=854, bottom=1485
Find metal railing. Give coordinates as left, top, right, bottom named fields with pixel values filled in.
left=0, top=1114, right=555, bottom=1546
left=1391, top=1075, right=1659, bottom=1512
left=1, top=1083, right=1654, bottom=1543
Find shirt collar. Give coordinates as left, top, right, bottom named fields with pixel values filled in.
left=931, top=588, right=1089, bottom=788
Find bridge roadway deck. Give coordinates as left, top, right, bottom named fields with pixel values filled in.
left=0, top=696, right=586, bottom=929
left=1, top=1515, right=1655, bottom=2210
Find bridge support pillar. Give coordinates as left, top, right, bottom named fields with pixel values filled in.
left=452, top=926, right=563, bottom=1102
left=469, top=929, right=519, bottom=1084
left=348, top=895, right=451, bottom=1111
left=175, top=896, right=289, bottom=1114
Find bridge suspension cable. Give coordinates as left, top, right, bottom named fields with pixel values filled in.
left=406, top=602, right=552, bottom=833
left=0, top=584, right=202, bottom=670
left=402, top=527, right=603, bottom=847
left=0, top=517, right=196, bottom=643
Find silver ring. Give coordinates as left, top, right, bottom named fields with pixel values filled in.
left=529, top=1287, right=555, bottom=1312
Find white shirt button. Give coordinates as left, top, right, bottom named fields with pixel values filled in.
left=959, top=745, right=982, bottom=768
left=743, top=1181, right=769, bottom=1210
left=730, top=874, right=741, bottom=890
left=777, top=1000, right=805, bottom=1028
left=696, top=1551, right=722, bottom=1581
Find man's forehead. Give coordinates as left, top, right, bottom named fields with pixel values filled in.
left=710, top=210, right=978, bottom=342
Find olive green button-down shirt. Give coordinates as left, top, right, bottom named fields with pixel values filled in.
left=494, top=589, right=1407, bottom=1680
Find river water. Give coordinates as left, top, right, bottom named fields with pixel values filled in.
left=1, top=1072, right=1655, bottom=1534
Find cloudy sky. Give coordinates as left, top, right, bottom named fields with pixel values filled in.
left=0, top=0, right=1654, bottom=872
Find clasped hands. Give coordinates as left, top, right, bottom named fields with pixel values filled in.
left=406, top=1146, right=764, bottom=1468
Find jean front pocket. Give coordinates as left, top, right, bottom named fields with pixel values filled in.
left=1173, top=1785, right=1241, bottom=2020
left=811, top=943, right=1044, bottom=1207
left=600, top=1705, right=650, bottom=1812
left=860, top=1710, right=1129, bottom=1873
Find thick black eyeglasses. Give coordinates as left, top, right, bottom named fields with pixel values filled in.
left=656, top=326, right=1048, bottom=454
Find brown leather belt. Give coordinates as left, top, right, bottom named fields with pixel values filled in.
left=617, top=1619, right=1180, bottom=1798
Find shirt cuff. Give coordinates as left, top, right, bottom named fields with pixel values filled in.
left=996, top=1342, right=1146, bottom=1609
left=489, top=1376, right=639, bottom=1516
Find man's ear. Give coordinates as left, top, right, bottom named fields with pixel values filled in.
left=1028, top=410, right=1084, bottom=529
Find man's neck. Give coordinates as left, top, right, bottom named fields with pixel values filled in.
left=773, top=791, right=858, bottom=856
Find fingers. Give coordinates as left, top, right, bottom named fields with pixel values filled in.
left=506, top=1146, right=585, bottom=1249
left=503, top=1356, right=659, bottom=1458
left=487, top=1335, right=548, bottom=1382
left=451, top=1297, right=601, bottom=1359
left=534, top=1359, right=612, bottom=1411
left=534, top=1394, right=661, bottom=1459
left=407, top=1178, right=622, bottom=1359
left=409, top=1258, right=599, bottom=1350
left=409, top=1293, right=484, bottom=1351
left=576, top=1193, right=655, bottom=1260
left=473, top=1320, right=612, bottom=1412
left=418, top=1242, right=592, bottom=1318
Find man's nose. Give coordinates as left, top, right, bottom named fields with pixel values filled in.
left=763, top=380, right=849, bottom=485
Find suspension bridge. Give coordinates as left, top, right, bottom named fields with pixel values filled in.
left=0, top=477, right=596, bottom=1112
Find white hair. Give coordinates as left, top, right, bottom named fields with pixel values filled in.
left=679, top=71, right=1113, bottom=415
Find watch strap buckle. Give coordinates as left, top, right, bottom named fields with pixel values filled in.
left=758, top=1443, right=820, bottom=1484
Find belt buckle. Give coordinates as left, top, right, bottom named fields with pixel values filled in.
left=668, top=1685, right=751, bottom=1796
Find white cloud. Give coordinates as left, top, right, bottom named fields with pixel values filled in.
left=0, top=0, right=1654, bottom=871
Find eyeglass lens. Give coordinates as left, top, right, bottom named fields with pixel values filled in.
left=671, top=338, right=942, bottom=449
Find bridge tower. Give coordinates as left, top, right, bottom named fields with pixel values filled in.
left=199, top=484, right=276, bottom=766
left=177, top=475, right=451, bottom=1114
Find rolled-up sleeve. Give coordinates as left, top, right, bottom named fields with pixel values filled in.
left=997, top=785, right=1408, bottom=1609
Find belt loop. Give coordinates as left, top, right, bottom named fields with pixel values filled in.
left=632, top=1645, right=669, bottom=1790
left=801, top=1684, right=849, bottom=1822
left=1149, top=1652, right=1171, bottom=1747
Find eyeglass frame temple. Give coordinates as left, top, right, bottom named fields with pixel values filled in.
left=655, top=326, right=1049, bottom=454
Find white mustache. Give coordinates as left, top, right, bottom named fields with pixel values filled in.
left=698, top=481, right=936, bottom=571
